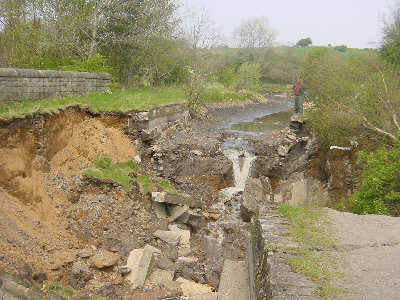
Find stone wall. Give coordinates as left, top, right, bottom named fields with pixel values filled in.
left=0, top=68, right=111, bottom=102
left=248, top=216, right=272, bottom=300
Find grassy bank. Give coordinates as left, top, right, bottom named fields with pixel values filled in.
left=0, top=85, right=257, bottom=119
left=278, top=205, right=339, bottom=299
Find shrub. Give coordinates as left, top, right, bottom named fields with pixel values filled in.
left=236, top=62, right=261, bottom=91
left=61, top=54, right=112, bottom=74
left=350, top=134, right=400, bottom=215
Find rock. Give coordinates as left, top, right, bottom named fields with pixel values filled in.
left=125, top=246, right=156, bottom=288
left=168, top=205, right=189, bottom=222
left=260, top=176, right=272, bottom=203
left=154, top=230, right=181, bottom=246
left=152, top=201, right=168, bottom=219
left=118, top=266, right=131, bottom=275
left=177, top=256, right=198, bottom=266
left=203, top=212, right=221, bottom=221
left=148, top=268, right=174, bottom=286
left=90, top=250, right=120, bottom=269
left=144, top=245, right=161, bottom=257
left=169, top=225, right=191, bottom=257
left=241, top=178, right=264, bottom=222
left=177, top=211, right=206, bottom=231
left=77, top=249, right=93, bottom=258
left=32, top=272, right=47, bottom=284
left=191, top=150, right=203, bottom=156
left=176, top=277, right=213, bottom=297
left=278, top=145, right=290, bottom=157
left=155, top=255, right=177, bottom=272
left=71, top=262, right=90, bottom=276
left=165, top=192, right=201, bottom=209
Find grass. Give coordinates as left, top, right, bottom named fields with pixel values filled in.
left=0, top=84, right=260, bottom=119
left=0, top=86, right=186, bottom=119
left=278, top=205, right=339, bottom=299
left=84, top=156, right=176, bottom=194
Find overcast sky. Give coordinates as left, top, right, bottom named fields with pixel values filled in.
left=182, top=0, right=397, bottom=48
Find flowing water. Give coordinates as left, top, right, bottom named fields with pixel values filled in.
left=205, top=98, right=292, bottom=251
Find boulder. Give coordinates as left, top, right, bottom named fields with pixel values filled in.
left=165, top=192, right=202, bottom=208
left=90, top=250, right=119, bottom=269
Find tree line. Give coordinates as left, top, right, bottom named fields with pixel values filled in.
left=0, top=0, right=277, bottom=86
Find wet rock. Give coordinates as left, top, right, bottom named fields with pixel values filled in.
left=90, top=250, right=120, bottom=269
left=154, top=230, right=181, bottom=246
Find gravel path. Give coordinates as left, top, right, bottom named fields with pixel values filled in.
left=327, top=208, right=400, bottom=300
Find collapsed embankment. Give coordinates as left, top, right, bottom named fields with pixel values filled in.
left=0, top=101, right=360, bottom=299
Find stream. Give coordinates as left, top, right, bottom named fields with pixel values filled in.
left=205, top=97, right=293, bottom=261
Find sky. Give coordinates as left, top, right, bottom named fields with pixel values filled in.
left=182, top=0, right=398, bottom=48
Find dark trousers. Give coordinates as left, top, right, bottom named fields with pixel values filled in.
left=294, top=96, right=303, bottom=114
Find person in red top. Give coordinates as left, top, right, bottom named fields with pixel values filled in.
left=292, top=81, right=305, bottom=114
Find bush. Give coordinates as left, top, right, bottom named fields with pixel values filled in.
left=350, top=134, right=400, bottom=215
left=61, top=54, right=112, bottom=74
left=236, top=62, right=261, bottom=91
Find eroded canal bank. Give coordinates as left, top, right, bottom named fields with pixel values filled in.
left=0, top=97, right=359, bottom=299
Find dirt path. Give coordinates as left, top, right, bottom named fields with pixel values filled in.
left=327, top=209, right=400, bottom=300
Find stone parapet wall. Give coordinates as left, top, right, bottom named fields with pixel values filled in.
left=0, top=68, right=111, bottom=102
left=248, top=216, right=272, bottom=300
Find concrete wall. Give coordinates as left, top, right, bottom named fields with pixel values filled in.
left=248, top=217, right=272, bottom=300
left=0, top=68, right=111, bottom=102
left=127, top=103, right=189, bottom=131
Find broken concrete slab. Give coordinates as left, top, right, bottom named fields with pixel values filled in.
left=154, top=230, right=181, bottom=246
left=164, top=192, right=201, bottom=208
left=168, top=204, right=189, bottom=222
left=152, top=192, right=166, bottom=203
left=218, top=260, right=250, bottom=300
left=168, top=225, right=191, bottom=256
left=190, top=293, right=220, bottom=300
left=176, top=277, right=213, bottom=297
left=125, top=247, right=155, bottom=288
left=90, top=250, right=120, bottom=269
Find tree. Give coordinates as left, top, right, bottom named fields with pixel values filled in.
left=303, top=51, right=400, bottom=146
left=233, top=17, right=275, bottom=48
left=296, top=37, right=312, bottom=47
left=381, top=5, right=400, bottom=65
left=181, top=5, right=220, bottom=49
left=334, top=45, right=347, bottom=52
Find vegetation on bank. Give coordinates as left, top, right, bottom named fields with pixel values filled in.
left=84, top=156, right=176, bottom=194
left=0, top=84, right=257, bottom=119
left=278, top=205, right=339, bottom=299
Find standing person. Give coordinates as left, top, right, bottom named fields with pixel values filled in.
left=292, top=81, right=301, bottom=113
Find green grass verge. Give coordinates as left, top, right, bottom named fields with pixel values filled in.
left=278, top=205, right=339, bottom=299
left=84, top=156, right=176, bottom=194
left=0, top=86, right=186, bottom=119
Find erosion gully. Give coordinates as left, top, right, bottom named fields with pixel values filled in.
left=205, top=97, right=292, bottom=275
